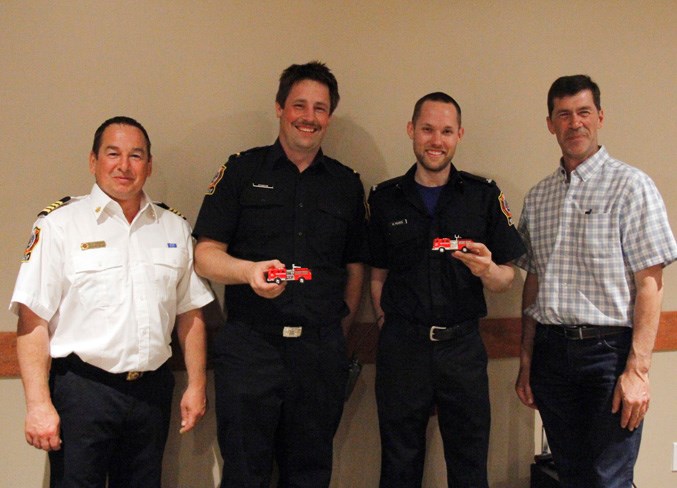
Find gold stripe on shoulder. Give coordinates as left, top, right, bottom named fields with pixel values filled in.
left=155, top=202, right=186, bottom=220
left=38, top=196, right=72, bottom=217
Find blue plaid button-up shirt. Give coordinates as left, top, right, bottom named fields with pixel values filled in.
left=515, top=146, right=677, bottom=326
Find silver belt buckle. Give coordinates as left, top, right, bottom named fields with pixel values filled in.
left=563, top=325, right=585, bottom=340
left=126, top=371, right=143, bottom=381
left=283, top=326, right=303, bottom=338
left=429, top=325, right=445, bottom=342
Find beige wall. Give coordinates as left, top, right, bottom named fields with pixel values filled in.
left=1, top=1, right=675, bottom=486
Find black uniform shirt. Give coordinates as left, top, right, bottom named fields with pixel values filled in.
left=194, top=140, right=367, bottom=327
left=368, top=163, right=525, bottom=325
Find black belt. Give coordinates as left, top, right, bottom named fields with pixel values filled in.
left=426, top=319, right=478, bottom=342
left=53, top=354, right=160, bottom=383
left=233, top=316, right=336, bottom=338
left=243, top=322, right=310, bottom=338
left=543, top=324, right=629, bottom=340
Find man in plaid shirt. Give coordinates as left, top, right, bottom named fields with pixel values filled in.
left=514, top=75, right=677, bottom=488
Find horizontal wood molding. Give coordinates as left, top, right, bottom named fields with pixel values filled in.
left=0, top=332, right=17, bottom=377
left=2, top=312, right=676, bottom=377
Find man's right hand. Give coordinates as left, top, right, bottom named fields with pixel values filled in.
left=250, top=260, right=288, bottom=299
left=25, top=401, right=62, bottom=451
left=515, top=366, right=537, bottom=409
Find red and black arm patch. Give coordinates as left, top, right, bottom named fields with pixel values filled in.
left=22, top=226, right=41, bottom=262
left=498, top=192, right=514, bottom=226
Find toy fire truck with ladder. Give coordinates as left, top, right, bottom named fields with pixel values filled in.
left=432, top=236, right=474, bottom=253
left=266, top=265, right=313, bottom=284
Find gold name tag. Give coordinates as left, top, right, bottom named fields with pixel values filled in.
left=81, top=241, right=106, bottom=250
left=282, top=326, right=303, bottom=338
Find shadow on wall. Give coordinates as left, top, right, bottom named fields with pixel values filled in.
left=146, top=110, right=276, bottom=226
left=163, top=371, right=222, bottom=487
left=41, top=459, right=49, bottom=488
left=321, top=115, right=389, bottom=191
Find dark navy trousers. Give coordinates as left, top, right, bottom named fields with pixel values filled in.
left=376, top=318, right=490, bottom=488
left=213, top=320, right=348, bottom=488
left=48, top=358, right=174, bottom=488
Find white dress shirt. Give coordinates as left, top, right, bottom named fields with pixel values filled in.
left=10, top=184, right=214, bottom=373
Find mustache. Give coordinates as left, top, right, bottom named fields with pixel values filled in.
left=293, top=119, right=321, bottom=131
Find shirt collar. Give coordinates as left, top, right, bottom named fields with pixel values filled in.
left=558, top=145, right=609, bottom=183
left=400, top=161, right=461, bottom=213
left=89, top=184, right=156, bottom=222
left=268, top=138, right=327, bottom=172
left=403, top=161, right=460, bottom=188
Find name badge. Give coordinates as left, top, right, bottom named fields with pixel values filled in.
left=80, top=241, right=106, bottom=250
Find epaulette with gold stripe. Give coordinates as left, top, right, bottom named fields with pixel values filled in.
left=38, top=196, right=72, bottom=217
left=155, top=202, right=186, bottom=220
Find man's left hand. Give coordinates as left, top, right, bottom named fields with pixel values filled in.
left=452, top=241, right=515, bottom=293
left=179, top=384, right=207, bottom=434
left=612, top=369, right=650, bottom=431
left=452, top=241, right=493, bottom=277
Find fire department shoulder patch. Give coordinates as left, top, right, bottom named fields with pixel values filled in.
left=498, top=192, right=514, bottom=226
left=206, top=163, right=226, bottom=196
left=22, top=226, right=41, bottom=262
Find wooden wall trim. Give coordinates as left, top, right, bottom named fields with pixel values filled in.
left=2, top=311, right=676, bottom=377
left=0, top=331, right=18, bottom=377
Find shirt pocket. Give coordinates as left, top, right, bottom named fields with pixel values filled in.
left=437, top=210, right=486, bottom=243
left=307, top=198, right=352, bottom=263
left=315, top=198, right=351, bottom=237
left=386, top=221, right=420, bottom=270
left=238, top=185, right=287, bottom=240
left=574, top=211, right=621, bottom=262
left=72, top=249, right=125, bottom=308
left=151, top=248, right=188, bottom=300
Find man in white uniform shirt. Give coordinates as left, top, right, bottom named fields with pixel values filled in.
left=10, top=116, right=214, bottom=488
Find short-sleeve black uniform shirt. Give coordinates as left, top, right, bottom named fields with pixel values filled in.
left=194, top=140, right=367, bottom=327
left=368, top=163, right=525, bottom=325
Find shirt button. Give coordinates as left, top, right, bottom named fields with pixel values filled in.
left=297, top=231, right=303, bottom=237
left=298, top=202, right=304, bottom=208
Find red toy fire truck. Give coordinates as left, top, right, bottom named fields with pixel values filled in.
left=432, top=236, right=474, bottom=253
left=266, top=265, right=313, bottom=284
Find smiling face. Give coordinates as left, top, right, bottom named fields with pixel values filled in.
left=89, top=124, right=152, bottom=210
left=408, top=100, right=464, bottom=180
left=276, top=79, right=332, bottom=167
left=547, top=89, right=604, bottom=170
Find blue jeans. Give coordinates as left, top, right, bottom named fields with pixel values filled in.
left=531, top=325, right=641, bottom=488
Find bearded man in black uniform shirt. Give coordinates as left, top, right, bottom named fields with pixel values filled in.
left=193, top=61, right=367, bottom=488
left=368, top=92, right=525, bottom=488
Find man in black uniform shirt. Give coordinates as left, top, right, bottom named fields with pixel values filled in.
left=193, top=61, right=367, bottom=488
left=368, top=92, right=525, bottom=488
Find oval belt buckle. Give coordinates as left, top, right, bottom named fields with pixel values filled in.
left=126, top=371, right=143, bottom=381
